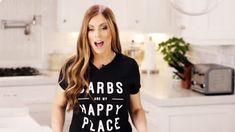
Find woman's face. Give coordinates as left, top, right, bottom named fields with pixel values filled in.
left=88, top=13, right=112, bottom=55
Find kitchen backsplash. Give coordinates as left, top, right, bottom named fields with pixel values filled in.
left=0, top=0, right=42, bottom=68
left=189, top=45, right=235, bottom=69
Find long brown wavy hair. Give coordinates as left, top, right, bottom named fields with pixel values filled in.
left=60, top=4, right=122, bottom=111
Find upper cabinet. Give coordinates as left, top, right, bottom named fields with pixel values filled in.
left=94, top=0, right=128, bottom=30
left=125, top=0, right=146, bottom=32
left=57, top=0, right=95, bottom=32
left=57, top=0, right=127, bottom=32
left=143, top=0, right=173, bottom=33
left=126, top=0, right=173, bottom=33
left=174, top=0, right=235, bottom=45
left=57, top=0, right=173, bottom=33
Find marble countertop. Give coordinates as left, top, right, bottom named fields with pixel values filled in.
left=0, top=71, right=58, bottom=87
left=1, top=70, right=235, bottom=107
left=140, top=73, right=235, bottom=107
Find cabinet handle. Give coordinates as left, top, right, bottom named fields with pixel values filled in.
left=2, top=93, right=18, bottom=97
left=135, top=19, right=139, bottom=24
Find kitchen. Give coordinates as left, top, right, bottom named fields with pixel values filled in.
left=0, top=0, right=235, bottom=132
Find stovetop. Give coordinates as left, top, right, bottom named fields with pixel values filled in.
left=0, top=67, right=40, bottom=77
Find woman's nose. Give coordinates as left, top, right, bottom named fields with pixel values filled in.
left=94, top=29, right=101, bottom=37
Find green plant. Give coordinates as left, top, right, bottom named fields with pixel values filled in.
left=158, top=37, right=192, bottom=80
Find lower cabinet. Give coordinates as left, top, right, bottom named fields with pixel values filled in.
left=142, top=98, right=235, bottom=132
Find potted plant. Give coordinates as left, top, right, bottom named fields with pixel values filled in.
left=157, top=37, right=193, bottom=89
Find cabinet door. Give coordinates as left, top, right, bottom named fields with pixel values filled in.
left=126, top=0, right=173, bottom=33
left=57, top=0, right=127, bottom=31
left=57, top=0, right=95, bottom=32
left=126, top=0, right=146, bottom=32
left=170, top=114, right=231, bottom=132
left=178, top=0, right=235, bottom=45
left=207, top=0, right=235, bottom=43
left=144, top=0, right=173, bottom=33
left=168, top=105, right=234, bottom=132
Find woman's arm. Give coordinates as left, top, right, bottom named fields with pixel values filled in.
left=129, top=92, right=148, bottom=132
left=52, top=87, right=68, bottom=132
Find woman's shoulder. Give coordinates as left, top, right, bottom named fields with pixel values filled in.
left=117, top=53, right=138, bottom=67
left=62, top=55, right=76, bottom=70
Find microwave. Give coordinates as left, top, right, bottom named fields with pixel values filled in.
left=191, top=63, right=234, bottom=95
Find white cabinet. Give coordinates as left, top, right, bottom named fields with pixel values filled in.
left=143, top=0, right=173, bottom=33
left=57, top=0, right=173, bottom=33
left=175, top=0, right=235, bottom=45
left=125, top=0, right=146, bottom=32
left=57, top=0, right=95, bottom=32
left=142, top=97, right=235, bottom=132
left=57, top=0, right=127, bottom=32
left=125, top=0, right=174, bottom=33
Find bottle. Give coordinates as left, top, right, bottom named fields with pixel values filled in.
left=129, top=40, right=135, bottom=59
left=141, top=37, right=158, bottom=74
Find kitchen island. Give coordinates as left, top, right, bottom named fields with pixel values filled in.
left=0, top=97, right=52, bottom=132
left=140, top=73, right=235, bottom=132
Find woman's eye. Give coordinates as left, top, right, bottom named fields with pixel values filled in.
left=88, top=28, right=94, bottom=31
left=101, top=26, right=108, bottom=30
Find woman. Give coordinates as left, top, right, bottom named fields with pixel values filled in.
left=52, top=4, right=148, bottom=132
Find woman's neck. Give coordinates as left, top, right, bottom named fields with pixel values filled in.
left=92, top=51, right=116, bottom=68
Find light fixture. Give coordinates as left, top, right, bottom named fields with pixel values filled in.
left=169, top=0, right=224, bottom=16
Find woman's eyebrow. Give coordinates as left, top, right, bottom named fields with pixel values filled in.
left=99, top=23, right=108, bottom=27
left=88, top=22, right=107, bottom=28
left=88, top=25, right=94, bottom=28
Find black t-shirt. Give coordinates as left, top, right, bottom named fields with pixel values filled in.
left=58, top=53, right=141, bottom=132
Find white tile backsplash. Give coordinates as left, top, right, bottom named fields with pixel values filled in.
left=0, top=0, right=43, bottom=68
left=189, top=45, right=235, bottom=69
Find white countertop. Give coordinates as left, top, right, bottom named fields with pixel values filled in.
left=1, top=70, right=235, bottom=107
left=0, top=72, right=58, bottom=87
left=140, top=73, right=235, bottom=107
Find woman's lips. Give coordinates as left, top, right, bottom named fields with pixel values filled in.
left=94, top=41, right=104, bottom=48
